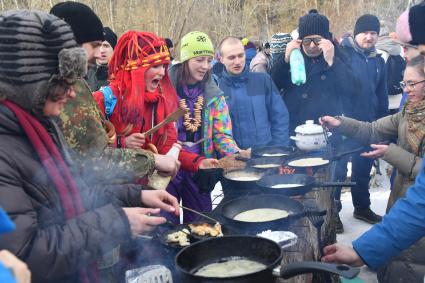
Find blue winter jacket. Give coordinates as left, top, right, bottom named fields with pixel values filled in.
left=353, top=156, right=425, bottom=269
left=340, top=37, right=388, bottom=122
left=218, top=67, right=290, bottom=149
left=271, top=47, right=357, bottom=135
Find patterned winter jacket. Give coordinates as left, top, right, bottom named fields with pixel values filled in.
left=168, top=64, right=239, bottom=158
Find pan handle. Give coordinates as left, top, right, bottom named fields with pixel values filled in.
left=301, top=209, right=327, bottom=218
left=276, top=261, right=360, bottom=279
left=315, top=181, right=357, bottom=187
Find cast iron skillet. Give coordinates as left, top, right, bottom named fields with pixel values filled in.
left=247, top=156, right=286, bottom=170
left=251, top=146, right=297, bottom=158
left=175, top=235, right=360, bottom=283
left=221, top=168, right=270, bottom=197
left=256, top=174, right=356, bottom=196
left=219, top=194, right=325, bottom=232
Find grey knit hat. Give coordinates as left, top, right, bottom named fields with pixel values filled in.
left=0, top=10, right=87, bottom=114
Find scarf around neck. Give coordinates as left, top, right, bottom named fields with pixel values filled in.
left=1, top=100, right=98, bottom=283
left=405, top=99, right=425, bottom=154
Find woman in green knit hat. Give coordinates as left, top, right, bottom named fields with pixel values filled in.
left=168, top=31, right=240, bottom=222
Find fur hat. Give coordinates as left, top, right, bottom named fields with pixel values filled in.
left=50, top=1, right=104, bottom=44
left=0, top=10, right=87, bottom=114
left=354, top=14, right=380, bottom=37
left=298, top=12, right=330, bottom=39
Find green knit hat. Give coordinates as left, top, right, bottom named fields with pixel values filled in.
left=180, top=31, right=214, bottom=62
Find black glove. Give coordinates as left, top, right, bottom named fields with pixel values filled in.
left=193, top=168, right=224, bottom=194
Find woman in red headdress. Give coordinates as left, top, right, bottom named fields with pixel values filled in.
left=93, top=31, right=217, bottom=172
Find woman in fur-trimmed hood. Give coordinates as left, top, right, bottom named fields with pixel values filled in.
left=0, top=10, right=179, bottom=283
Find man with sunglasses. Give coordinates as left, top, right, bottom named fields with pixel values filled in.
left=271, top=11, right=357, bottom=136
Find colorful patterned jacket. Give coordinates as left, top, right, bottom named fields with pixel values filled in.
left=168, top=64, right=239, bottom=158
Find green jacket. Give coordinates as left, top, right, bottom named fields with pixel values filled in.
left=59, top=79, right=155, bottom=184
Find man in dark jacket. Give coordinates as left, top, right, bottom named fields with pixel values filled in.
left=337, top=14, right=388, bottom=225
left=217, top=36, right=289, bottom=149
left=86, top=27, right=117, bottom=91
left=271, top=12, right=356, bottom=136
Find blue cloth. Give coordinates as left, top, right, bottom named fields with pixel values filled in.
left=245, top=48, right=256, bottom=68
left=0, top=263, right=16, bottom=283
left=99, top=86, right=117, bottom=120
left=270, top=46, right=355, bottom=135
left=218, top=67, right=289, bottom=149
left=353, top=155, right=425, bottom=269
left=340, top=38, right=388, bottom=122
left=0, top=207, right=17, bottom=283
left=399, top=91, right=408, bottom=110
left=0, top=207, right=14, bottom=235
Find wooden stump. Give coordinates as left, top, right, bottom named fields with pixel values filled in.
left=275, top=165, right=340, bottom=283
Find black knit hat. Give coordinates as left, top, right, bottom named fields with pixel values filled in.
left=50, top=1, right=104, bottom=44
left=354, top=14, right=380, bottom=36
left=409, top=3, right=425, bottom=45
left=103, top=27, right=117, bottom=49
left=298, top=13, right=330, bottom=39
left=0, top=10, right=87, bottom=114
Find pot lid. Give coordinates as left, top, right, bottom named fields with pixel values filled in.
left=294, top=120, right=324, bottom=134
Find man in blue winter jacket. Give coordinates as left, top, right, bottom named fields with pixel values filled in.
left=336, top=14, right=389, bottom=225
left=217, top=36, right=289, bottom=149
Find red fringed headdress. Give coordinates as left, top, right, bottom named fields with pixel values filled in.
left=108, top=30, right=177, bottom=126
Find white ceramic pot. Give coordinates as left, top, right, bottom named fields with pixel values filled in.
left=290, top=120, right=331, bottom=151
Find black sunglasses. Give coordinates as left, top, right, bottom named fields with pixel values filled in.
left=302, top=37, right=322, bottom=46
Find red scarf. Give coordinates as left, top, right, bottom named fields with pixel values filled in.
left=2, top=100, right=99, bottom=283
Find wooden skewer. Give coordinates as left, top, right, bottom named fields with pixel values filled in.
left=179, top=205, right=221, bottom=224
left=143, top=108, right=185, bottom=136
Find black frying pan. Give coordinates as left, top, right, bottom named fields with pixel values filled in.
left=257, top=174, right=356, bottom=196
left=221, top=168, right=269, bottom=197
left=247, top=156, right=286, bottom=170
left=175, top=235, right=359, bottom=283
left=219, top=194, right=325, bottom=232
left=251, top=146, right=297, bottom=158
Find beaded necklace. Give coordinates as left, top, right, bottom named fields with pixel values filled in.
left=179, top=96, right=204, bottom=132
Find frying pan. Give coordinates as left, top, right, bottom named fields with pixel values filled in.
left=175, top=235, right=359, bottom=283
left=221, top=168, right=269, bottom=197
left=157, top=224, right=192, bottom=250
left=219, top=194, right=325, bottom=232
left=285, top=147, right=365, bottom=169
left=257, top=174, right=356, bottom=196
left=247, top=156, right=286, bottom=170
left=251, top=146, right=297, bottom=158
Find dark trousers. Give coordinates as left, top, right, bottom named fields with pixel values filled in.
left=333, top=137, right=374, bottom=210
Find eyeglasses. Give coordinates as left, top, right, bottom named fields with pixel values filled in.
left=302, top=37, right=322, bottom=46
left=400, top=79, right=425, bottom=91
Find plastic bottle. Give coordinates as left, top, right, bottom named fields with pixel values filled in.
left=148, top=143, right=181, bottom=190
left=289, top=48, right=306, bottom=86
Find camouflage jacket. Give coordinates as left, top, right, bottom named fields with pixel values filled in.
left=59, top=79, right=155, bottom=184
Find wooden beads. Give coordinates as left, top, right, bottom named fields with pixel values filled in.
left=179, top=96, right=204, bottom=133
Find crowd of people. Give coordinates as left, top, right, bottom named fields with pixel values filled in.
left=0, top=1, right=425, bottom=282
